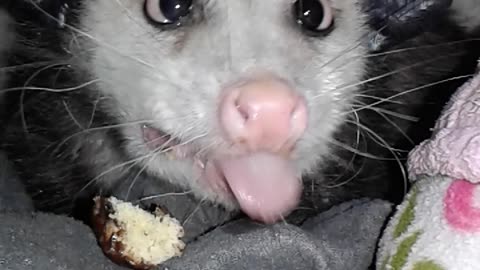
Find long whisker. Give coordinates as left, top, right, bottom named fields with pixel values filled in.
left=325, top=153, right=366, bottom=189
left=364, top=108, right=415, bottom=144
left=182, top=196, right=207, bottom=226
left=323, top=109, right=363, bottom=189
left=124, top=136, right=181, bottom=200
left=345, top=74, right=473, bottom=114
left=359, top=106, right=419, bottom=122
left=73, top=154, right=154, bottom=200
left=314, top=52, right=464, bottom=100
left=363, top=38, right=480, bottom=58
left=87, top=94, right=100, bottom=129
left=353, top=93, right=405, bottom=105
left=350, top=100, right=416, bottom=145
left=135, top=191, right=194, bottom=203
left=19, top=62, right=71, bottom=133
left=62, top=99, right=85, bottom=130
left=0, top=61, right=61, bottom=72
left=344, top=119, right=409, bottom=153
left=326, top=138, right=397, bottom=161
left=347, top=120, right=408, bottom=196
left=1, top=79, right=101, bottom=94
left=305, top=36, right=477, bottom=82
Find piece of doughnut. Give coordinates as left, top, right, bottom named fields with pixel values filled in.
left=92, top=196, right=185, bottom=269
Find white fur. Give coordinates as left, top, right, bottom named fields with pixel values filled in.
left=74, top=0, right=369, bottom=208
left=450, top=0, right=480, bottom=33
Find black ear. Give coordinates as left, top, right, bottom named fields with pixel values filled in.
left=363, top=0, right=453, bottom=51
left=2, top=0, right=72, bottom=29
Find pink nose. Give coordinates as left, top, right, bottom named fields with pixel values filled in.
left=219, top=77, right=308, bottom=152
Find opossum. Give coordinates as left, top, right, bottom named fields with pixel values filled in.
left=0, top=0, right=479, bottom=224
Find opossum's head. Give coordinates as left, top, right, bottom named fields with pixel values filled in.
left=77, top=0, right=370, bottom=223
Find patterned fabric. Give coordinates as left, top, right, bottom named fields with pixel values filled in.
left=377, top=63, right=480, bottom=270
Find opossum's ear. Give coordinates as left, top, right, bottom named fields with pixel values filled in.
left=37, top=0, right=72, bottom=28
left=363, top=0, right=452, bottom=51
left=2, top=0, right=73, bottom=29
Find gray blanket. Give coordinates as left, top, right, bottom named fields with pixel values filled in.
left=0, top=152, right=392, bottom=270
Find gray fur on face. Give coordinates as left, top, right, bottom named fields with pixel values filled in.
left=77, top=0, right=369, bottom=208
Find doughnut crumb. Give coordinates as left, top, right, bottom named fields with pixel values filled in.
left=92, top=196, right=185, bottom=269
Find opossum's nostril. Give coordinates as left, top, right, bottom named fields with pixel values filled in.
left=235, top=98, right=250, bottom=123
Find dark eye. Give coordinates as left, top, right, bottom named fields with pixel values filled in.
left=144, top=0, right=193, bottom=25
left=293, top=0, right=334, bottom=36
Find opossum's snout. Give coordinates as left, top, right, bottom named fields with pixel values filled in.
left=195, top=75, right=307, bottom=224
left=219, top=76, right=308, bottom=155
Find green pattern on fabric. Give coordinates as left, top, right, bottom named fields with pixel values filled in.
left=393, top=186, right=418, bottom=239
left=380, top=255, right=390, bottom=270
left=391, top=231, right=420, bottom=270
left=412, top=260, right=445, bottom=270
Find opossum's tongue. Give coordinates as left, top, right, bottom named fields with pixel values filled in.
left=217, top=152, right=302, bottom=223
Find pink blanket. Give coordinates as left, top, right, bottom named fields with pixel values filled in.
left=408, top=63, right=480, bottom=182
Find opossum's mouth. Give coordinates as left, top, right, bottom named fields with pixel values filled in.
left=142, top=125, right=303, bottom=224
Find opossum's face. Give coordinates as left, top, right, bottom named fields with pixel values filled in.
left=79, top=0, right=368, bottom=223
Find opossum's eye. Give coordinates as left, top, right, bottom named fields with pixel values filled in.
left=293, top=0, right=334, bottom=36
left=144, top=0, right=193, bottom=25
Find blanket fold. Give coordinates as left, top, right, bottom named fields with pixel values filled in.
left=0, top=152, right=392, bottom=270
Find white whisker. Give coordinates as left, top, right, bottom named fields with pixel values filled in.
left=1, top=78, right=101, bottom=94
left=182, top=196, right=207, bottom=226
left=346, top=74, right=473, bottom=114
left=314, top=52, right=464, bottom=101
left=62, top=99, right=85, bottom=130
left=135, top=191, right=194, bottom=203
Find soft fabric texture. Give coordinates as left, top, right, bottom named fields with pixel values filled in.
left=0, top=151, right=392, bottom=270
left=408, top=65, right=480, bottom=182
left=377, top=61, right=480, bottom=270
